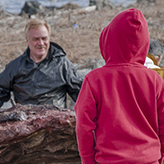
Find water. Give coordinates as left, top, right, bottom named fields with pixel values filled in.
left=110, top=0, right=137, bottom=7
left=0, top=0, right=137, bottom=14
left=0, top=0, right=90, bottom=14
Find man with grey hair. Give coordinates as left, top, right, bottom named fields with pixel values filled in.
left=0, top=18, right=82, bottom=108
left=144, top=39, right=164, bottom=79
left=145, top=38, right=163, bottom=67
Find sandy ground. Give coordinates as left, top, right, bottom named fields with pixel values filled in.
left=0, top=0, right=164, bottom=71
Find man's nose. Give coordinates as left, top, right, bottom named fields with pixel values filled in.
left=38, top=39, right=44, bottom=45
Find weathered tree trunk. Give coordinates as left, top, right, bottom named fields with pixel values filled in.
left=0, top=104, right=81, bottom=164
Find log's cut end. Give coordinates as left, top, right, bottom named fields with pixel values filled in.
left=0, top=104, right=80, bottom=164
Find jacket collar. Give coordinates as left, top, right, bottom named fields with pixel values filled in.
left=22, top=42, right=66, bottom=62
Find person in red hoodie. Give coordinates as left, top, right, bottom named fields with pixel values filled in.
left=75, top=8, right=164, bottom=164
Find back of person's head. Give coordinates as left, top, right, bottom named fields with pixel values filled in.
left=148, top=39, right=163, bottom=65
left=99, top=8, right=149, bottom=65
left=24, top=19, right=51, bottom=38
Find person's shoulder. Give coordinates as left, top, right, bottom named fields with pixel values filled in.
left=6, top=54, right=24, bottom=67
left=1, top=54, right=25, bottom=75
left=50, top=42, right=66, bottom=57
left=85, top=67, right=102, bottom=79
left=148, top=67, right=164, bottom=81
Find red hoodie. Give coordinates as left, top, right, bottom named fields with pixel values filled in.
left=75, top=8, right=164, bottom=164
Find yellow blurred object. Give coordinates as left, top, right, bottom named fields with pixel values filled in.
left=147, top=53, right=164, bottom=80
left=150, top=67, right=164, bottom=80
left=147, top=53, right=158, bottom=66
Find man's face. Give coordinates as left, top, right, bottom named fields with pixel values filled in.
left=26, top=25, right=50, bottom=62
left=154, top=55, right=161, bottom=65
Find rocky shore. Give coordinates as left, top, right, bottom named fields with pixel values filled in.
left=0, top=0, right=164, bottom=109
left=0, top=1, right=164, bottom=163
left=0, top=0, right=164, bottom=72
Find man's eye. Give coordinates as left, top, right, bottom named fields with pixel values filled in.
left=33, top=38, right=39, bottom=41
left=42, top=37, right=48, bottom=40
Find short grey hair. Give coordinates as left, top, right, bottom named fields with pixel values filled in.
left=24, top=19, right=51, bottom=38
left=149, top=39, right=163, bottom=57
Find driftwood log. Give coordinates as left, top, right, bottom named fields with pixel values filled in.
left=0, top=104, right=81, bottom=164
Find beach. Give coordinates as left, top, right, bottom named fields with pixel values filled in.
left=0, top=0, right=164, bottom=72
left=0, top=0, right=137, bottom=14
left=0, top=1, right=164, bottom=162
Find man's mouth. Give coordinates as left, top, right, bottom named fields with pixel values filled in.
left=37, top=45, right=46, bottom=49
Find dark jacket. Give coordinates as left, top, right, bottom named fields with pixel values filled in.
left=0, top=42, right=82, bottom=108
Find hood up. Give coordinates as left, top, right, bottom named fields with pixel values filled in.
left=99, top=8, right=150, bottom=65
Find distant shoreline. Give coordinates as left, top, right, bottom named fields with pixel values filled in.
left=0, top=0, right=136, bottom=14
left=0, top=0, right=89, bottom=14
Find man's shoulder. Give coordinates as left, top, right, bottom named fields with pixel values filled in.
left=8, top=54, right=24, bottom=65
left=50, top=42, right=66, bottom=57
left=5, top=52, right=27, bottom=72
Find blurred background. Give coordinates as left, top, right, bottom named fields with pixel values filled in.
left=0, top=0, right=137, bottom=14
left=0, top=1, right=164, bottom=163
left=0, top=0, right=163, bottom=69
left=0, top=0, right=164, bottom=109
